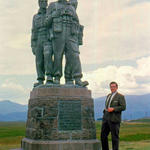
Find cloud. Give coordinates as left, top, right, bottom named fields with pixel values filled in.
left=0, top=0, right=150, bottom=104
left=0, top=56, right=150, bottom=104
left=82, top=1, right=150, bottom=65
left=0, top=0, right=150, bottom=75
left=0, top=0, right=150, bottom=102
left=128, top=0, right=150, bottom=6
left=84, top=56, right=150, bottom=98
left=2, top=82, right=25, bottom=92
left=0, top=79, right=30, bottom=104
left=0, top=0, right=37, bottom=75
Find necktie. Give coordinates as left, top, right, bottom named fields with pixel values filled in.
left=106, top=94, right=112, bottom=109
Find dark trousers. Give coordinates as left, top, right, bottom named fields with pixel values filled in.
left=101, top=119, right=120, bottom=150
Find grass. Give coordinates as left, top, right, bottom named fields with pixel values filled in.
left=0, top=122, right=25, bottom=148
left=119, top=141, right=150, bottom=150
left=0, top=145, right=20, bottom=150
left=0, top=120, right=150, bottom=150
left=96, top=120, right=150, bottom=150
left=96, top=121, right=150, bottom=141
left=129, top=118, right=150, bottom=123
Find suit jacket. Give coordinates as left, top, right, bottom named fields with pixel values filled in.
left=103, top=92, right=126, bottom=123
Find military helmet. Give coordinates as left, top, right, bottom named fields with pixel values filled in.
left=58, top=0, right=67, bottom=1
left=70, top=0, right=78, bottom=9
left=38, top=0, right=48, bottom=8
left=70, top=0, right=77, bottom=2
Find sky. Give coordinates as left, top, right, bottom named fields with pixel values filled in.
left=0, top=0, right=150, bottom=104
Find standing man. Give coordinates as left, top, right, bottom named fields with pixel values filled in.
left=31, top=0, right=53, bottom=87
left=46, top=0, right=88, bottom=87
left=101, top=81, right=126, bottom=150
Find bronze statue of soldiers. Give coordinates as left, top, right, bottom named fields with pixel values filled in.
left=46, top=0, right=88, bottom=87
left=31, top=0, right=53, bottom=87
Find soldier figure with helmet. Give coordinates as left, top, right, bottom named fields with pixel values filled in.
left=46, top=0, right=88, bottom=87
left=31, top=0, right=53, bottom=87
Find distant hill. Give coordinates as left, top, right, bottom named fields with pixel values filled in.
left=0, top=93, right=150, bottom=121
left=0, top=100, right=27, bottom=114
left=128, top=118, right=150, bottom=123
left=0, top=112, right=27, bottom=121
left=0, top=100, right=27, bottom=121
left=94, top=93, right=150, bottom=120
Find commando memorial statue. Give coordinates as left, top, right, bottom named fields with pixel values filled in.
left=32, top=0, right=88, bottom=88
left=21, top=0, right=101, bottom=150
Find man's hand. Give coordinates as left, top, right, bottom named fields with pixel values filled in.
left=108, top=107, right=115, bottom=112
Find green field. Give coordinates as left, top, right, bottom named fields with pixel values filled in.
left=0, top=122, right=25, bottom=150
left=96, top=121, right=150, bottom=150
left=0, top=121, right=150, bottom=150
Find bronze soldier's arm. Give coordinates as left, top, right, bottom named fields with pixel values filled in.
left=31, top=15, right=38, bottom=55
left=45, top=3, right=56, bottom=27
left=78, top=25, right=84, bottom=45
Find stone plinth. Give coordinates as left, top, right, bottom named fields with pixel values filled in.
left=22, top=87, right=101, bottom=150
left=10, top=149, right=23, bottom=150
left=22, top=138, right=100, bottom=150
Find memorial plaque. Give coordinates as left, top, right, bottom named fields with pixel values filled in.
left=58, top=100, right=81, bottom=131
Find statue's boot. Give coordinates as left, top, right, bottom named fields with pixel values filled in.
left=46, top=76, right=53, bottom=84
left=53, top=76, right=60, bottom=84
left=65, top=79, right=74, bottom=85
left=34, top=80, right=44, bottom=87
left=75, top=78, right=89, bottom=87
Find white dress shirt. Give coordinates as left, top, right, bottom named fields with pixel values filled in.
left=106, top=91, right=117, bottom=108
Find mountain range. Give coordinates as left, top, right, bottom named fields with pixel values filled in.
left=0, top=100, right=27, bottom=121
left=94, top=93, right=150, bottom=120
left=0, top=93, right=150, bottom=121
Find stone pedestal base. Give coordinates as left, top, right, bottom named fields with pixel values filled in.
left=22, top=87, right=101, bottom=150
left=10, top=149, right=23, bottom=150
left=22, top=138, right=101, bottom=150
left=26, top=87, right=97, bottom=140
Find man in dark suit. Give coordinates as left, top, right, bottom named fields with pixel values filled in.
left=101, top=81, right=126, bottom=150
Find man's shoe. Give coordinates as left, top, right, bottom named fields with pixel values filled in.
left=75, top=80, right=89, bottom=87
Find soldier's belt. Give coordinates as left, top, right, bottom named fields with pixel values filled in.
left=62, top=16, right=77, bottom=23
left=37, top=34, right=47, bottom=37
left=61, top=20, right=78, bottom=24
left=62, top=21, right=72, bottom=24
left=38, top=28, right=47, bottom=32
